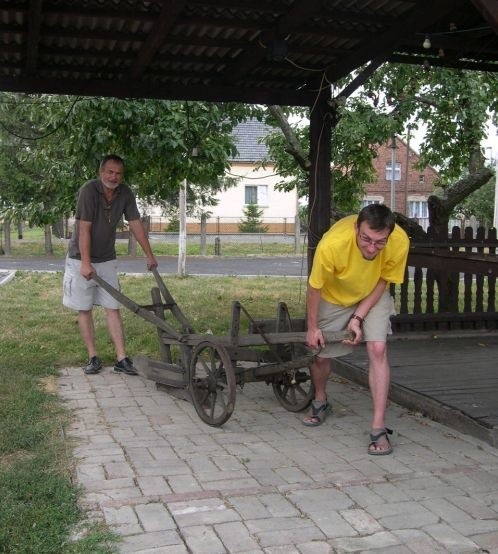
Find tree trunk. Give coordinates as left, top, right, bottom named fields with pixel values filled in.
left=52, top=218, right=65, bottom=238
left=427, top=165, right=493, bottom=236
left=44, top=224, right=53, bottom=255
left=200, top=213, right=207, bottom=256
left=394, top=213, right=427, bottom=241
left=3, top=218, right=11, bottom=254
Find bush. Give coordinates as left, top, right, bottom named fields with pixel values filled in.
left=238, top=204, right=269, bottom=233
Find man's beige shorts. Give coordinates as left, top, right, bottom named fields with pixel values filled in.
left=317, top=290, right=396, bottom=358
left=62, top=257, right=121, bottom=311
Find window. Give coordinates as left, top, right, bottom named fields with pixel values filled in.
left=418, top=174, right=425, bottom=184
left=245, top=186, right=257, bottom=204
left=408, top=200, right=428, bottom=219
left=385, top=162, right=401, bottom=181
left=244, top=184, right=268, bottom=205
left=361, top=199, right=381, bottom=209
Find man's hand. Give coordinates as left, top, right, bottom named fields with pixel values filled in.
left=306, top=327, right=325, bottom=350
left=146, top=255, right=158, bottom=271
left=80, top=261, right=95, bottom=281
left=344, top=318, right=363, bottom=345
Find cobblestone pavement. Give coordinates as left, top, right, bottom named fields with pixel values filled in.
left=58, top=367, right=498, bottom=554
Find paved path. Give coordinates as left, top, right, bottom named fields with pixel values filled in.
left=59, top=366, right=498, bottom=553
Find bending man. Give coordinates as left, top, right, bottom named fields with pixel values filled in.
left=304, top=204, right=409, bottom=455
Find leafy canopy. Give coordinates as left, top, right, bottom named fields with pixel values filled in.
left=261, top=64, right=497, bottom=218
left=0, top=94, right=255, bottom=224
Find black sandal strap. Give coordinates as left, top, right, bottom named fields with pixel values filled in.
left=311, top=401, right=330, bottom=416
left=369, top=427, right=393, bottom=443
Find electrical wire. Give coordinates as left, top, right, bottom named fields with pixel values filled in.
left=226, top=171, right=279, bottom=179
left=0, top=96, right=82, bottom=140
left=285, top=56, right=328, bottom=73
left=307, top=114, right=329, bottom=248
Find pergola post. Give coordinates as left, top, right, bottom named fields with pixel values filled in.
left=307, top=87, right=332, bottom=272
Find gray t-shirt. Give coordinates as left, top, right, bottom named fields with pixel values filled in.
left=68, top=178, right=141, bottom=263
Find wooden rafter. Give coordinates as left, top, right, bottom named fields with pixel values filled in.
left=471, top=0, right=498, bottom=32
left=25, top=0, right=42, bottom=75
left=219, top=0, right=326, bottom=85
left=129, top=0, right=187, bottom=79
left=324, top=0, right=470, bottom=83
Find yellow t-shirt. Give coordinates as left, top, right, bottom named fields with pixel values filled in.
left=308, top=215, right=410, bottom=306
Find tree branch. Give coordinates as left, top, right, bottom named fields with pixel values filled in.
left=443, top=166, right=494, bottom=208
left=267, top=105, right=311, bottom=172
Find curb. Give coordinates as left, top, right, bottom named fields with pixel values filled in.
left=0, top=270, right=15, bottom=286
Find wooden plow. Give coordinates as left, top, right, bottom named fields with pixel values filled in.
left=92, top=268, right=349, bottom=426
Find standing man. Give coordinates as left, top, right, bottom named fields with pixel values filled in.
left=63, top=154, right=158, bottom=376
left=303, top=204, right=409, bottom=455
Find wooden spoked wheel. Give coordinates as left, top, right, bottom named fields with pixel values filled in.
left=272, top=354, right=315, bottom=412
left=188, top=341, right=236, bottom=426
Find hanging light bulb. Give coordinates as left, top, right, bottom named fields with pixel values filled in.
left=422, top=35, right=431, bottom=49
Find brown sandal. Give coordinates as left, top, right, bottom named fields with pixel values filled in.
left=368, top=428, right=393, bottom=455
left=302, top=401, right=331, bottom=427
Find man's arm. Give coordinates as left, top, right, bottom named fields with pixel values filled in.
left=306, top=284, right=325, bottom=349
left=128, top=219, right=158, bottom=270
left=78, top=220, right=95, bottom=280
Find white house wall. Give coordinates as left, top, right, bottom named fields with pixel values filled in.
left=143, top=161, right=297, bottom=223
left=208, top=161, right=297, bottom=219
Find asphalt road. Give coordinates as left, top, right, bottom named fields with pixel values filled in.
left=0, top=255, right=308, bottom=278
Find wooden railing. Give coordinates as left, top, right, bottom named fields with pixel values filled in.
left=390, top=226, right=498, bottom=333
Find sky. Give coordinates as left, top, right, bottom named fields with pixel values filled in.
left=410, top=120, right=498, bottom=164
left=483, top=122, right=498, bottom=162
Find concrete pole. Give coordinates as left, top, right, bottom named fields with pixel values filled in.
left=404, top=129, right=410, bottom=216
left=178, top=179, right=187, bottom=276
left=390, top=135, right=396, bottom=211
left=494, top=155, right=498, bottom=229
left=294, top=186, right=301, bottom=254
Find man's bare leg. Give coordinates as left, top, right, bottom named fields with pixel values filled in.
left=366, top=340, right=391, bottom=452
left=78, top=310, right=97, bottom=358
left=302, top=356, right=331, bottom=424
left=310, top=356, right=331, bottom=403
left=104, top=308, right=126, bottom=361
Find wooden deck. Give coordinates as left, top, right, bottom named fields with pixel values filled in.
left=332, top=332, right=498, bottom=448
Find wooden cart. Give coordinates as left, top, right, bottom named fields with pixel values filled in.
left=92, top=268, right=349, bottom=426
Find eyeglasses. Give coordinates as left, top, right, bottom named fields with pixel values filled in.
left=358, top=232, right=388, bottom=248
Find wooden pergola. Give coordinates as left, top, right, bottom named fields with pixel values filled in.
left=1, top=0, right=497, bottom=253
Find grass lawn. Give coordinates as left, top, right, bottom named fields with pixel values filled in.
left=4, top=226, right=303, bottom=257
left=0, top=271, right=307, bottom=552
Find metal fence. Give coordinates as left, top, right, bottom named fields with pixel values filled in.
left=148, top=216, right=299, bottom=235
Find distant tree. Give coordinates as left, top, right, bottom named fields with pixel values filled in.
left=167, top=217, right=180, bottom=233
left=0, top=93, right=255, bottom=252
left=455, top=173, right=495, bottom=228
left=262, top=65, right=497, bottom=235
left=238, top=204, right=269, bottom=233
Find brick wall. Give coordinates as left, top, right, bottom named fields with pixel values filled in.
left=364, top=136, right=438, bottom=218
